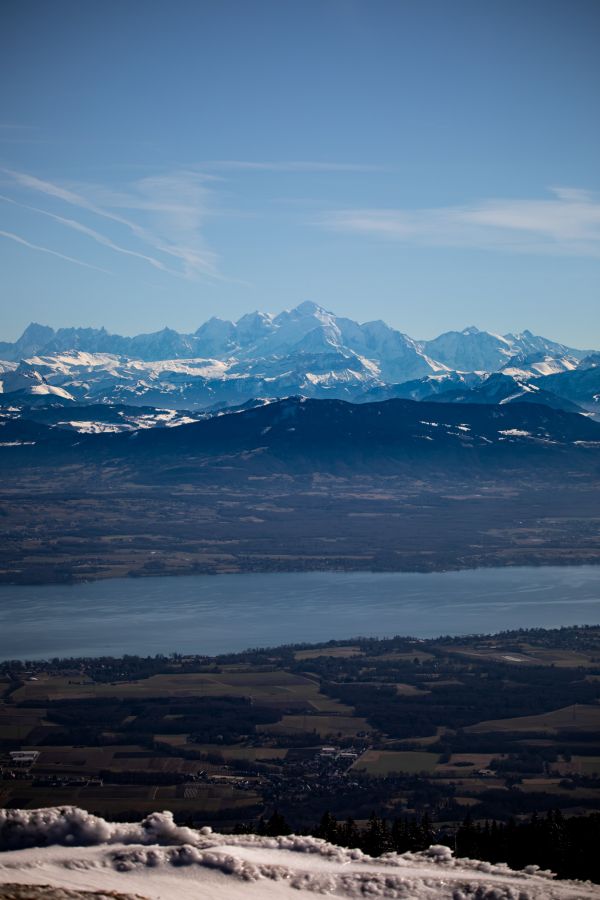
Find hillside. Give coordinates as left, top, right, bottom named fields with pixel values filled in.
left=2, top=396, right=600, bottom=475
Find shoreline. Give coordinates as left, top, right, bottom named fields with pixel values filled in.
left=3, top=554, right=600, bottom=588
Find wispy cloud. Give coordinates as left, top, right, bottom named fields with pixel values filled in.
left=0, top=230, right=110, bottom=272
left=1, top=161, right=384, bottom=282
left=0, top=194, right=166, bottom=270
left=2, top=168, right=220, bottom=278
left=103, top=171, right=219, bottom=278
left=319, top=188, right=600, bottom=257
left=205, top=160, right=384, bottom=173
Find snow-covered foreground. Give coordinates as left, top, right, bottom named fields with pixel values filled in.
left=0, top=808, right=598, bottom=899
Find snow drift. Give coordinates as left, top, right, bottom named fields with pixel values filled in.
left=0, top=808, right=598, bottom=899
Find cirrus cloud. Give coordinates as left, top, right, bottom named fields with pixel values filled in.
left=0, top=229, right=110, bottom=272
left=318, top=188, right=600, bottom=258
left=2, top=168, right=220, bottom=279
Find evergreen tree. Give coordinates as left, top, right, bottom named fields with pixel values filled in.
left=316, top=811, right=338, bottom=843
left=265, top=810, right=290, bottom=836
left=339, top=816, right=360, bottom=848
left=362, top=813, right=392, bottom=856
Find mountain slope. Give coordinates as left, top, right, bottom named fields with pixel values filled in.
left=428, top=373, right=585, bottom=414
left=539, top=360, right=600, bottom=416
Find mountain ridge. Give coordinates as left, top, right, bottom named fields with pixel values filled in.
left=3, top=396, right=599, bottom=479
left=0, top=302, right=590, bottom=365
left=1, top=303, right=597, bottom=416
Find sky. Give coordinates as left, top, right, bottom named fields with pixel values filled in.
left=1, top=0, right=599, bottom=346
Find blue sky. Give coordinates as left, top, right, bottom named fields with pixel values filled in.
left=1, top=0, right=599, bottom=345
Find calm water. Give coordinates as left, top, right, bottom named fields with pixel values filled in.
left=1, top=567, right=599, bottom=660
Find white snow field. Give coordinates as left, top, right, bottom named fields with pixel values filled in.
left=1, top=808, right=599, bottom=899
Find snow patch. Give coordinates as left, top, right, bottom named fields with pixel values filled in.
left=0, top=808, right=598, bottom=899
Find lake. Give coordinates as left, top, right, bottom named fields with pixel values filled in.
left=1, top=566, right=599, bottom=660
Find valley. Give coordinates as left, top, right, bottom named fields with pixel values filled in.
left=2, top=466, right=600, bottom=584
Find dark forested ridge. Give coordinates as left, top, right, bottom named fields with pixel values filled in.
left=2, top=396, right=600, bottom=472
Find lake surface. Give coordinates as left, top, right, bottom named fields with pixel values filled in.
left=1, top=566, right=599, bottom=660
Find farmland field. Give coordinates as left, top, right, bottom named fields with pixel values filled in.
left=3, top=625, right=600, bottom=828
left=262, top=714, right=370, bottom=738
left=466, top=704, right=600, bottom=734
left=14, top=670, right=352, bottom=714
left=352, top=750, right=440, bottom=775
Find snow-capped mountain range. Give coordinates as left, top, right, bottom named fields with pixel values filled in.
left=0, top=302, right=597, bottom=419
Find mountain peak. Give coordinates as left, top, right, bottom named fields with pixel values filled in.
left=21, top=321, right=53, bottom=335
left=18, top=322, right=56, bottom=343
left=236, top=310, right=274, bottom=326
left=295, top=300, right=324, bottom=312
left=289, top=300, right=332, bottom=317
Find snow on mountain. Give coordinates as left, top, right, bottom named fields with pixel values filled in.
left=0, top=365, right=75, bottom=401
left=0, top=807, right=597, bottom=900
left=501, top=352, right=578, bottom=378
left=0, top=322, right=55, bottom=361
left=228, top=302, right=345, bottom=360
left=579, top=353, right=600, bottom=370
left=421, top=326, right=515, bottom=372
left=1, top=347, right=381, bottom=409
left=359, top=371, right=486, bottom=403
left=55, top=410, right=201, bottom=433
left=538, top=363, right=600, bottom=418
left=26, top=384, right=75, bottom=400
left=343, top=319, right=445, bottom=382
left=1, top=354, right=229, bottom=408
left=426, top=372, right=585, bottom=414
left=0, top=400, right=204, bottom=434
left=421, top=326, right=586, bottom=374
left=193, top=316, right=238, bottom=357
left=0, top=305, right=595, bottom=411
left=504, top=328, right=587, bottom=360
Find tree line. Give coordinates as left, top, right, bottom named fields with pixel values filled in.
left=232, top=809, right=600, bottom=882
